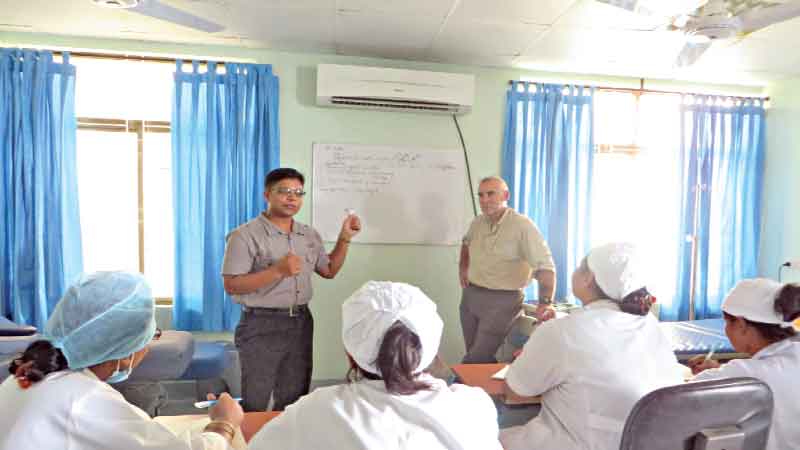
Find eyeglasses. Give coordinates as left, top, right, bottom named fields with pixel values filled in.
left=272, top=187, right=306, bottom=197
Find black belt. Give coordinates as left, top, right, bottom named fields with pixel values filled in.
left=242, top=304, right=309, bottom=317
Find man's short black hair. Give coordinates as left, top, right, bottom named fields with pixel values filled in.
left=264, top=168, right=305, bottom=191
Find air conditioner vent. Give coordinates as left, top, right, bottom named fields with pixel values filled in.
left=331, top=97, right=460, bottom=113
left=317, top=64, right=474, bottom=115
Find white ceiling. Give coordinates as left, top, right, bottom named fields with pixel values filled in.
left=1, top=0, right=799, bottom=85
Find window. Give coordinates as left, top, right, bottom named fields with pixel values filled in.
left=73, top=57, right=175, bottom=300
left=591, top=91, right=683, bottom=309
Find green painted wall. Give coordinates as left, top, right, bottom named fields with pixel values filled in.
left=761, top=78, right=800, bottom=284
left=1, top=32, right=768, bottom=379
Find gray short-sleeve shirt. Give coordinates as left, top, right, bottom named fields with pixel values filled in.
left=222, top=213, right=331, bottom=308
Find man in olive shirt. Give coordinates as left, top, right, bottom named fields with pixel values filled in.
left=222, top=168, right=361, bottom=411
left=459, top=176, right=556, bottom=363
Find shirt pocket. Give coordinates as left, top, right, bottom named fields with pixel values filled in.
left=253, top=246, right=274, bottom=271
left=303, top=242, right=318, bottom=267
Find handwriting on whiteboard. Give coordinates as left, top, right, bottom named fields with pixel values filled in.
left=320, top=150, right=458, bottom=195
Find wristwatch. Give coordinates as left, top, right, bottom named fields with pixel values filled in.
left=538, top=296, right=553, bottom=306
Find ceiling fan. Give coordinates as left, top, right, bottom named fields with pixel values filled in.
left=596, top=0, right=800, bottom=67
left=92, top=0, right=224, bottom=33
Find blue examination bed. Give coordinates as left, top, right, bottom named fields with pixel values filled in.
left=659, top=318, right=742, bottom=361
left=502, top=314, right=743, bottom=363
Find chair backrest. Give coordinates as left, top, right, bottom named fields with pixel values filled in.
left=619, top=377, right=773, bottom=450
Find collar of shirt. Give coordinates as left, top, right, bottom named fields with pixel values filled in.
left=259, top=212, right=307, bottom=237
left=481, top=207, right=512, bottom=234
left=496, top=207, right=511, bottom=224
left=753, top=338, right=796, bottom=360
left=39, top=368, right=95, bottom=384
left=492, top=207, right=512, bottom=225
left=582, top=299, right=621, bottom=312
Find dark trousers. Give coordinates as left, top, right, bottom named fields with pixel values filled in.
left=460, top=284, right=523, bottom=363
left=234, top=307, right=313, bottom=412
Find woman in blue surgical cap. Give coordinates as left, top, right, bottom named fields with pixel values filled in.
left=0, top=271, right=243, bottom=450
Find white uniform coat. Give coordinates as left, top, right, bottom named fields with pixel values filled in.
left=693, top=338, right=800, bottom=450
left=501, top=300, right=685, bottom=450
left=248, top=374, right=503, bottom=450
left=0, top=369, right=229, bottom=450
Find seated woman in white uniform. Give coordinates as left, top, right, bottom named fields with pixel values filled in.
left=500, top=243, right=685, bottom=450
left=689, top=279, right=800, bottom=450
left=248, top=281, right=503, bottom=450
left=0, top=271, right=244, bottom=450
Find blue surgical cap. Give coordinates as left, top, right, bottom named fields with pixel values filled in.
left=44, top=271, right=156, bottom=369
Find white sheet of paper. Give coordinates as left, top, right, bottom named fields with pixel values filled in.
left=491, top=365, right=509, bottom=380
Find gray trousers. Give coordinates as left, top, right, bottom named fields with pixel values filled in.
left=234, top=307, right=313, bottom=412
left=460, top=284, right=523, bottom=363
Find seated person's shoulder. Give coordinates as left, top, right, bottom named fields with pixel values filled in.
left=448, top=381, right=491, bottom=400
left=445, top=383, right=498, bottom=419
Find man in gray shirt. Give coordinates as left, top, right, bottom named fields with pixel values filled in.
left=222, top=167, right=361, bottom=411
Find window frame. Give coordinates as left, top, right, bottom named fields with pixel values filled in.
left=77, top=117, right=173, bottom=305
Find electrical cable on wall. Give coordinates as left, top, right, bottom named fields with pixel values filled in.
left=453, top=115, right=477, bottom=217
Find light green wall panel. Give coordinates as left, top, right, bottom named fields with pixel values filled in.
left=761, top=78, right=800, bottom=284
left=0, top=32, right=768, bottom=379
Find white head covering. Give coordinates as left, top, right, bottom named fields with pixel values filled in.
left=586, top=242, right=646, bottom=301
left=342, top=281, right=443, bottom=375
left=723, top=278, right=796, bottom=328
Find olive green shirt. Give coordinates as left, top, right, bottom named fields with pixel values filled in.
left=463, top=208, right=555, bottom=291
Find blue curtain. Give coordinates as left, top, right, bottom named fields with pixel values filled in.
left=0, top=49, right=82, bottom=328
left=172, top=61, right=280, bottom=331
left=666, top=96, right=766, bottom=321
left=502, top=82, right=594, bottom=302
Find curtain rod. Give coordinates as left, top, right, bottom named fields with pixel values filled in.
left=508, top=79, right=770, bottom=101
left=51, top=50, right=230, bottom=66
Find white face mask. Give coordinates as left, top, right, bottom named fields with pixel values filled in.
left=106, top=354, right=135, bottom=384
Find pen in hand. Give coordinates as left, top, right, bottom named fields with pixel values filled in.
left=194, top=397, right=242, bottom=409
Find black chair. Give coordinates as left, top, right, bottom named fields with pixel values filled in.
left=620, top=377, right=773, bottom=450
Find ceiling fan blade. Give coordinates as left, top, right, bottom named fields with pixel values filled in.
left=674, top=40, right=712, bottom=67
left=736, top=0, right=800, bottom=33
left=131, top=0, right=224, bottom=33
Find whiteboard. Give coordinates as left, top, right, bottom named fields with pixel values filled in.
left=312, top=143, right=467, bottom=245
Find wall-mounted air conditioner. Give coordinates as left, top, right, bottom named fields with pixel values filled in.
left=316, top=64, right=475, bottom=115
